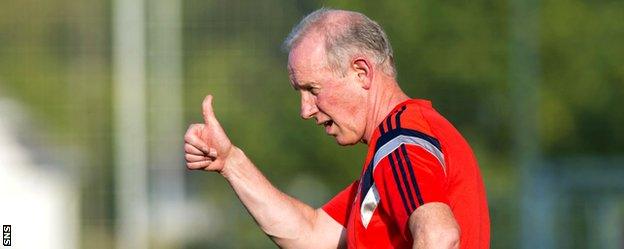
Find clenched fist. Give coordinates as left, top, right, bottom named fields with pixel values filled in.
left=184, top=95, right=233, bottom=172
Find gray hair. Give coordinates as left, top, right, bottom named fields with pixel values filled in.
left=283, top=8, right=396, bottom=77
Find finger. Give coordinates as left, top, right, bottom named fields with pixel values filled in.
left=184, top=124, right=201, bottom=144
left=186, top=136, right=209, bottom=154
left=184, top=143, right=205, bottom=156
left=184, top=129, right=209, bottom=154
left=187, top=160, right=213, bottom=170
left=185, top=153, right=212, bottom=163
left=208, top=147, right=217, bottom=158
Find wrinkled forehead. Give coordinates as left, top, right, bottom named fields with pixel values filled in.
left=287, top=34, right=327, bottom=78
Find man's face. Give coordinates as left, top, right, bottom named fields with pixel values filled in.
left=287, top=34, right=368, bottom=145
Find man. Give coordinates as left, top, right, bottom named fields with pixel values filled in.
left=184, top=8, right=489, bottom=249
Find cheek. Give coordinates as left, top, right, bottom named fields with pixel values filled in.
left=320, top=95, right=340, bottom=108
left=341, top=86, right=366, bottom=120
left=318, top=81, right=366, bottom=126
left=319, top=94, right=358, bottom=119
left=336, top=97, right=366, bottom=131
left=315, top=89, right=340, bottom=114
left=345, top=100, right=363, bottom=116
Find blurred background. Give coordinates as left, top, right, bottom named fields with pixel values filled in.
left=0, top=0, right=623, bottom=248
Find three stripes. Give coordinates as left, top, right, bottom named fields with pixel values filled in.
left=359, top=106, right=445, bottom=227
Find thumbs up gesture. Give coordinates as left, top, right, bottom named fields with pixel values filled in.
left=184, top=95, right=233, bottom=172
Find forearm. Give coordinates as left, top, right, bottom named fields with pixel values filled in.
left=220, top=147, right=318, bottom=248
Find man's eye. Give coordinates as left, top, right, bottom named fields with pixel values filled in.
left=309, top=87, right=319, bottom=95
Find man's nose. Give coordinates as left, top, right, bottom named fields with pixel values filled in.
left=300, top=93, right=318, bottom=120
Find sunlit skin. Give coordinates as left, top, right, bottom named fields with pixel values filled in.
left=288, top=29, right=409, bottom=145
left=288, top=34, right=368, bottom=145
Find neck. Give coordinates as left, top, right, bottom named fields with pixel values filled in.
left=361, top=76, right=409, bottom=144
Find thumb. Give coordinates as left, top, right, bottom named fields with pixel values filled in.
left=200, top=94, right=232, bottom=157
left=202, top=95, right=217, bottom=125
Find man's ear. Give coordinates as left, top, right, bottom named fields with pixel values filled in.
left=352, top=57, right=373, bottom=90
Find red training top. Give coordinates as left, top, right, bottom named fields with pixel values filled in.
left=322, top=99, right=490, bottom=249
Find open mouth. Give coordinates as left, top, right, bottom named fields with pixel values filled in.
left=323, top=120, right=333, bottom=127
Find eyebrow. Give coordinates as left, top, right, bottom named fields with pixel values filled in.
left=289, top=74, right=312, bottom=92
left=288, top=75, right=299, bottom=91
left=294, top=81, right=315, bottom=92
left=287, top=68, right=315, bottom=91
left=287, top=68, right=300, bottom=91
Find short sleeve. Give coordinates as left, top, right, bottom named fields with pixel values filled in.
left=375, top=143, right=448, bottom=239
left=321, top=181, right=359, bottom=227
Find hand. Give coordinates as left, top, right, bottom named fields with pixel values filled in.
left=184, top=95, right=233, bottom=172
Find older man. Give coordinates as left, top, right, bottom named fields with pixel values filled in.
left=184, top=8, right=490, bottom=249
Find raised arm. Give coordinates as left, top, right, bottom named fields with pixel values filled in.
left=184, top=95, right=345, bottom=248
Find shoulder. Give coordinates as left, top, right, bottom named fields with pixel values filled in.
left=378, top=100, right=436, bottom=137
left=375, top=100, right=440, bottom=150
left=373, top=100, right=445, bottom=170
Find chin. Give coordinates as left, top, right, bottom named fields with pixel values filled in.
left=335, top=134, right=360, bottom=146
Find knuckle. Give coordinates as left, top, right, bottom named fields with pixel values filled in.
left=184, top=133, right=193, bottom=142
left=185, top=135, right=198, bottom=145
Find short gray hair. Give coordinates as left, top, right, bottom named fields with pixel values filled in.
left=283, top=8, right=396, bottom=77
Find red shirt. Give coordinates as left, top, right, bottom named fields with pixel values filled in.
left=322, top=99, right=490, bottom=248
